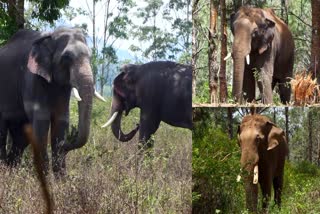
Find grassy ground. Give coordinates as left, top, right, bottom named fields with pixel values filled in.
left=0, top=99, right=192, bottom=213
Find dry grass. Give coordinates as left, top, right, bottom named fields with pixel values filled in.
left=290, top=72, right=319, bottom=105
left=0, top=102, right=192, bottom=213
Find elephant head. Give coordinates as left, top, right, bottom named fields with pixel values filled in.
left=230, top=7, right=276, bottom=102
left=27, top=28, right=95, bottom=153
left=102, top=64, right=139, bottom=142
left=237, top=114, right=286, bottom=212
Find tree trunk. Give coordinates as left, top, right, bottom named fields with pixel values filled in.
left=192, top=0, right=200, bottom=98
left=311, top=0, right=320, bottom=83
left=308, top=110, right=313, bottom=163
left=227, top=107, right=233, bottom=139
left=281, top=0, right=288, bottom=24
left=208, top=0, right=219, bottom=104
left=8, top=0, right=24, bottom=29
left=285, top=107, right=289, bottom=160
left=219, top=0, right=227, bottom=103
left=92, top=0, right=97, bottom=84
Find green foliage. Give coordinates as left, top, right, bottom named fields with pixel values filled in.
left=30, top=0, right=70, bottom=23
left=130, top=0, right=191, bottom=62
left=193, top=109, right=244, bottom=213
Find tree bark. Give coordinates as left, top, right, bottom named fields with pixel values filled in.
left=8, top=0, right=24, bottom=29
left=311, top=0, right=320, bottom=83
left=219, top=0, right=227, bottom=103
left=285, top=107, right=289, bottom=160
left=227, top=107, right=233, bottom=139
left=308, top=110, right=313, bottom=163
left=192, top=0, right=200, bottom=98
left=281, top=0, right=288, bottom=24
left=208, top=0, right=219, bottom=104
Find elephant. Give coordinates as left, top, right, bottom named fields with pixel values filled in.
left=0, top=27, right=104, bottom=176
left=102, top=61, right=192, bottom=147
left=237, top=114, right=288, bottom=212
left=229, top=7, right=294, bottom=104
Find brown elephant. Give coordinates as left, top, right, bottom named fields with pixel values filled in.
left=229, top=7, right=294, bottom=104
left=237, top=114, right=288, bottom=212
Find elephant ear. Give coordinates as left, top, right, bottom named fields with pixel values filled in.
left=113, top=64, right=137, bottom=98
left=258, top=18, right=275, bottom=55
left=27, top=34, right=54, bottom=82
left=267, top=121, right=285, bottom=150
left=121, top=64, right=138, bottom=85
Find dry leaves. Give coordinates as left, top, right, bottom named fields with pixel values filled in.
left=290, top=72, right=319, bottom=105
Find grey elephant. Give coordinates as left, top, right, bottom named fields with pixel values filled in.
left=0, top=27, right=104, bottom=176
left=228, top=7, right=294, bottom=104
left=102, top=61, right=192, bottom=147
left=238, top=114, right=288, bottom=212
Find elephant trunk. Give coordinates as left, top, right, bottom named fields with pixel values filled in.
left=244, top=174, right=258, bottom=213
left=232, top=34, right=251, bottom=103
left=108, top=95, right=139, bottom=142
left=240, top=148, right=259, bottom=212
left=63, top=58, right=94, bottom=152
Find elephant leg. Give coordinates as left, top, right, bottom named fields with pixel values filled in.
left=260, top=179, right=272, bottom=210
left=138, top=112, right=161, bottom=149
left=51, top=118, right=68, bottom=178
left=32, top=119, right=50, bottom=174
left=273, top=176, right=283, bottom=208
left=278, top=80, right=291, bottom=104
left=7, top=122, right=28, bottom=166
left=0, top=118, right=8, bottom=163
left=260, top=71, right=273, bottom=104
left=243, top=69, right=255, bottom=102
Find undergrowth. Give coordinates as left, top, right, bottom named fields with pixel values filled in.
left=0, top=98, right=192, bottom=213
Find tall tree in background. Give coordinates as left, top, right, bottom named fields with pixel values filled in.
left=131, top=0, right=191, bottom=62
left=0, top=0, right=69, bottom=43
left=308, top=110, right=313, bottom=162
left=85, top=0, right=133, bottom=94
left=311, top=0, right=320, bottom=82
left=281, top=0, right=288, bottom=24
left=192, top=0, right=200, bottom=97
left=219, top=0, right=227, bottom=102
left=285, top=107, right=289, bottom=160
left=208, top=0, right=218, bottom=103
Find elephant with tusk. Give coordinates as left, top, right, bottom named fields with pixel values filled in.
left=0, top=27, right=103, bottom=177
left=237, top=114, right=288, bottom=213
left=230, top=7, right=294, bottom=104
left=102, top=61, right=192, bottom=147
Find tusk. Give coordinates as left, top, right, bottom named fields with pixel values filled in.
left=224, top=52, right=232, bottom=60
left=72, top=88, right=82, bottom=101
left=253, top=165, right=258, bottom=184
left=101, top=112, right=118, bottom=128
left=94, top=90, right=106, bottom=102
left=246, top=54, right=250, bottom=65
left=237, top=175, right=241, bottom=182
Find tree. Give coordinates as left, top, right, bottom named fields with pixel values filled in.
left=208, top=0, right=218, bottom=103
left=192, top=0, right=200, bottom=97
left=0, top=0, right=69, bottom=43
left=130, top=0, right=191, bottom=61
left=311, top=0, right=320, bottom=82
left=84, top=0, right=133, bottom=94
left=219, top=0, right=227, bottom=102
left=285, top=107, right=289, bottom=159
